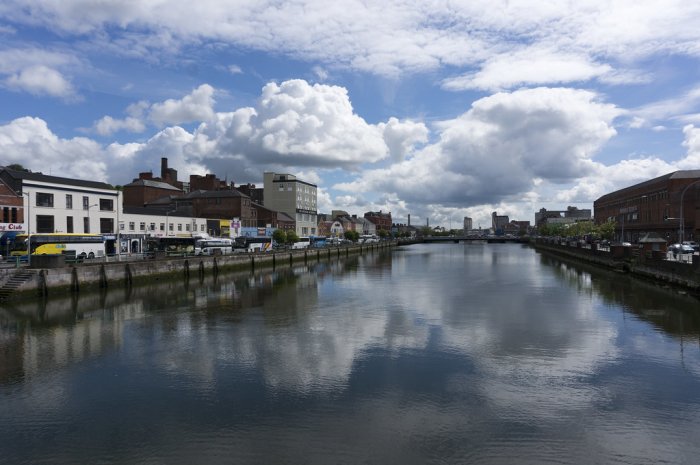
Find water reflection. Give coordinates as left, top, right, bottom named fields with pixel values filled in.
left=1, top=245, right=699, bottom=465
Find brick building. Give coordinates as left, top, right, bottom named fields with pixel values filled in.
left=364, top=210, right=392, bottom=232
left=594, top=170, right=700, bottom=243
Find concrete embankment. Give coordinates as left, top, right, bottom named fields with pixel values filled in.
left=532, top=239, right=700, bottom=294
left=0, top=241, right=395, bottom=301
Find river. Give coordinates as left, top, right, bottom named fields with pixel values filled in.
left=2, top=243, right=700, bottom=464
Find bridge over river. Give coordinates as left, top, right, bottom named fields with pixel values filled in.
left=399, top=236, right=526, bottom=245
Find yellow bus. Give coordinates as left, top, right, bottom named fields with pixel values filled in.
left=10, top=233, right=106, bottom=260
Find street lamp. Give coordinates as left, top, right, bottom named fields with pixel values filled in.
left=87, top=203, right=98, bottom=234
left=22, top=192, right=31, bottom=266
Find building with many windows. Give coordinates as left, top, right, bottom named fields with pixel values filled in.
left=263, top=172, right=317, bottom=236
left=535, top=206, right=591, bottom=228
left=0, top=166, right=120, bottom=235
left=463, top=217, right=473, bottom=231
left=594, top=170, right=700, bottom=243
left=491, top=212, right=509, bottom=233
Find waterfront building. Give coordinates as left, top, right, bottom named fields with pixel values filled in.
left=119, top=206, right=209, bottom=253
left=318, top=220, right=344, bottom=238
left=491, top=211, right=509, bottom=234
left=0, top=175, right=23, bottom=233
left=0, top=166, right=120, bottom=236
left=594, top=170, right=700, bottom=243
left=364, top=210, right=392, bottom=233
left=263, top=172, right=318, bottom=237
left=123, top=176, right=182, bottom=207
left=535, top=206, right=591, bottom=229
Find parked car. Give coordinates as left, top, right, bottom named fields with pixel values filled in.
left=682, top=241, right=699, bottom=252
left=669, top=243, right=694, bottom=254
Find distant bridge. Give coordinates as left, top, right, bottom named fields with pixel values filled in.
left=398, top=236, right=526, bottom=245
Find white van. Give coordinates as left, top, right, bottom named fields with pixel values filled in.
left=292, top=237, right=311, bottom=249
left=359, top=234, right=379, bottom=244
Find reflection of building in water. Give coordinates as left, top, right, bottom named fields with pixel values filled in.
left=0, top=306, right=126, bottom=385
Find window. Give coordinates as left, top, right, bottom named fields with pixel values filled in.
left=36, top=215, right=54, bottom=233
left=200, top=224, right=205, bottom=232
left=100, top=198, right=113, bottom=211
left=2, top=207, right=7, bottom=223
left=160, top=223, right=165, bottom=231
left=83, top=217, right=90, bottom=233
left=129, top=222, right=135, bottom=231
left=169, top=223, right=174, bottom=231
left=120, top=223, right=125, bottom=231
left=150, top=223, right=156, bottom=231
left=83, top=196, right=90, bottom=210
left=66, top=194, right=73, bottom=209
left=100, top=218, right=114, bottom=234
left=66, top=216, right=74, bottom=233
left=177, top=224, right=182, bottom=231
left=11, top=207, right=17, bottom=223
left=139, top=222, right=146, bottom=231
left=36, top=193, right=54, bottom=207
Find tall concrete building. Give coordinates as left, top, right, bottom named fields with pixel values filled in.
left=263, top=172, right=318, bottom=237
left=491, top=211, right=509, bottom=232
left=463, top=217, right=473, bottom=231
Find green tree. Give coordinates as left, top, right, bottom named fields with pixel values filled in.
left=344, top=230, right=359, bottom=242
left=285, top=230, right=300, bottom=244
left=378, top=229, right=389, bottom=239
left=272, top=228, right=287, bottom=245
left=7, top=163, right=30, bottom=172
left=595, top=219, right=616, bottom=240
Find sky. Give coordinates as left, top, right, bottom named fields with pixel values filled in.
left=2, top=1, right=700, bottom=229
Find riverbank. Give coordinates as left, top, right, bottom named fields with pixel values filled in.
left=531, top=238, right=700, bottom=295
left=0, top=241, right=395, bottom=301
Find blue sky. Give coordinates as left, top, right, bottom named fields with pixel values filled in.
left=2, top=1, right=700, bottom=228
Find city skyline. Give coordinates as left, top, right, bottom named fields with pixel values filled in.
left=2, top=1, right=700, bottom=227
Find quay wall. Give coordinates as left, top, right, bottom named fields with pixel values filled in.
left=0, top=242, right=394, bottom=301
left=532, top=239, right=700, bottom=292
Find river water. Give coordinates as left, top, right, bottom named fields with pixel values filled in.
left=2, top=243, right=700, bottom=464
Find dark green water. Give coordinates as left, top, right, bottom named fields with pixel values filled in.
left=2, top=243, right=700, bottom=464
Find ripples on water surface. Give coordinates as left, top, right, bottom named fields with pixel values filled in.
left=2, top=243, right=700, bottom=464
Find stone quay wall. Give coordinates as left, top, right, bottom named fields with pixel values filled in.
left=0, top=241, right=395, bottom=301
left=532, top=238, right=700, bottom=293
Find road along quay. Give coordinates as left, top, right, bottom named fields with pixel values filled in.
left=532, top=237, right=700, bottom=295
left=0, top=241, right=396, bottom=301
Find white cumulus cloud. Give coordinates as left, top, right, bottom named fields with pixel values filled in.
left=336, top=87, right=622, bottom=208
left=4, top=64, right=76, bottom=99
left=148, top=84, right=216, bottom=126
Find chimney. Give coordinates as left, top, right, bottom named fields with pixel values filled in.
left=408, top=214, right=411, bottom=226
left=161, top=157, right=168, bottom=179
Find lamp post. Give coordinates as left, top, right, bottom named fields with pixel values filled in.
left=87, top=203, right=98, bottom=234
left=115, top=191, right=121, bottom=259
left=22, top=192, right=31, bottom=266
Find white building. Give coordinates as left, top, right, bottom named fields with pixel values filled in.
left=0, top=167, right=211, bottom=254
left=0, top=168, right=120, bottom=235
left=263, top=172, right=317, bottom=237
